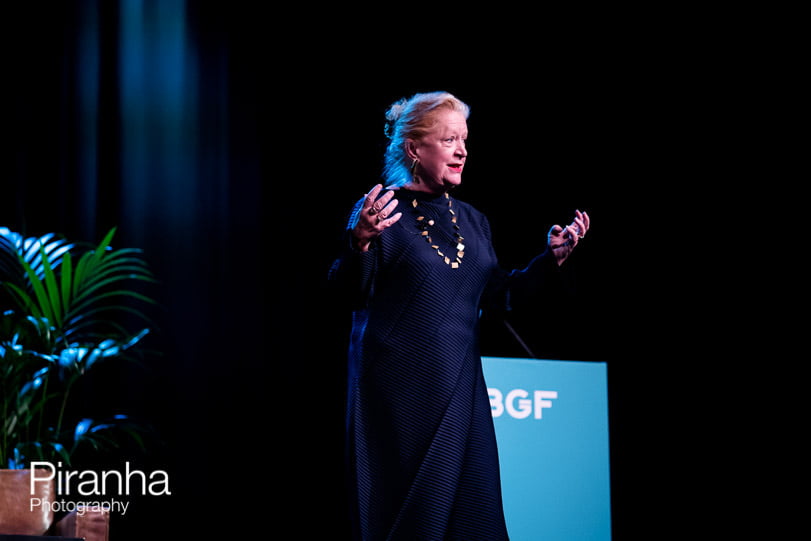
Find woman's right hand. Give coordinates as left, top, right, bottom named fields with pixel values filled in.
left=352, top=184, right=402, bottom=252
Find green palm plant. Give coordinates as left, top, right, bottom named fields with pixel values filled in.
left=0, top=226, right=157, bottom=469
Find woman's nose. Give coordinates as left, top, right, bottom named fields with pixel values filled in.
left=456, top=140, right=467, bottom=157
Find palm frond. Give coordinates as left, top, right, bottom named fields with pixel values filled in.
left=2, top=227, right=157, bottom=343
left=1, top=226, right=158, bottom=468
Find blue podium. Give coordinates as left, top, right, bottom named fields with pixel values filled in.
left=482, top=357, right=611, bottom=541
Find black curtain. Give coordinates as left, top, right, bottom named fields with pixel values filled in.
left=3, top=2, right=370, bottom=538
left=4, top=2, right=271, bottom=538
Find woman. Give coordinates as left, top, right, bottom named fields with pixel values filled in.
left=330, top=91, right=589, bottom=540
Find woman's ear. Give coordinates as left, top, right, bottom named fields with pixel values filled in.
left=405, top=139, right=420, bottom=161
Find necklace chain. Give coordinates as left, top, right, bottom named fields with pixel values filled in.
left=412, top=193, right=465, bottom=268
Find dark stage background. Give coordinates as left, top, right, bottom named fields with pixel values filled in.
left=1, top=3, right=751, bottom=540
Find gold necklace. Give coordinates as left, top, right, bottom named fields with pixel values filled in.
left=412, top=192, right=465, bottom=268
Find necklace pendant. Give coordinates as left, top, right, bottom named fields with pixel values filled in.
left=413, top=196, right=465, bottom=268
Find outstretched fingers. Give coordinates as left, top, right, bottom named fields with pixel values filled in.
left=353, top=185, right=404, bottom=252
left=573, top=209, right=590, bottom=238
left=363, top=186, right=399, bottom=229
left=377, top=210, right=403, bottom=229
left=362, top=184, right=384, bottom=215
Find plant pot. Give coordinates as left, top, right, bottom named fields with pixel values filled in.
left=0, top=469, right=55, bottom=535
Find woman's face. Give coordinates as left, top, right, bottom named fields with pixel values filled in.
left=411, top=109, right=468, bottom=192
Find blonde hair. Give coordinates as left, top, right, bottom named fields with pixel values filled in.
left=382, top=91, right=470, bottom=187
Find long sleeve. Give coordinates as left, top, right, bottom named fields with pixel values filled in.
left=479, top=213, right=567, bottom=315
left=327, top=197, right=378, bottom=311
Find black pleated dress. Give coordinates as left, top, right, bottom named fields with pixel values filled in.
left=330, top=188, right=559, bottom=541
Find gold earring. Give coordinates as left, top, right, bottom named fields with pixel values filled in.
left=410, top=159, right=420, bottom=182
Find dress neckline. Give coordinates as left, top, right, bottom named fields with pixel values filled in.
left=395, top=188, right=452, bottom=206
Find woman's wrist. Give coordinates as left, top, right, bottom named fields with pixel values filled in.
left=351, top=227, right=372, bottom=253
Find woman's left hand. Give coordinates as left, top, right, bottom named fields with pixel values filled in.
left=548, top=209, right=590, bottom=266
